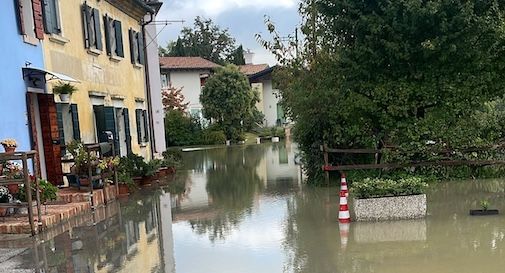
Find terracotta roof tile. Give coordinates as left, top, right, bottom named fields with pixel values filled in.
left=238, top=64, right=270, bottom=76
left=159, top=57, right=221, bottom=70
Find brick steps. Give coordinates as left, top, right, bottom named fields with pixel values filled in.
left=0, top=187, right=118, bottom=234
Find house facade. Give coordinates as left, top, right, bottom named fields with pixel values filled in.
left=0, top=0, right=46, bottom=154
left=159, top=57, right=220, bottom=121
left=36, top=0, right=154, bottom=183
left=239, top=64, right=284, bottom=127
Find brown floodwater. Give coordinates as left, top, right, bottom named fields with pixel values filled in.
left=3, top=142, right=505, bottom=273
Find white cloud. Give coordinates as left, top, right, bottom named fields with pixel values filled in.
left=163, top=0, right=297, bottom=17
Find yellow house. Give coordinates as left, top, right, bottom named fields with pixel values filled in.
left=37, top=0, right=153, bottom=183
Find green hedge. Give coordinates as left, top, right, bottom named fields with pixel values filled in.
left=352, top=177, right=428, bottom=199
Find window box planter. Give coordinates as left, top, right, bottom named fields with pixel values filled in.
left=469, top=209, right=499, bottom=216
left=353, top=194, right=427, bottom=221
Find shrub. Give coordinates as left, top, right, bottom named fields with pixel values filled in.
left=201, top=129, right=226, bottom=145
left=18, top=179, right=58, bottom=203
left=162, top=150, right=183, bottom=168
left=165, top=110, right=202, bottom=146
left=352, top=176, right=428, bottom=199
left=118, top=154, right=148, bottom=178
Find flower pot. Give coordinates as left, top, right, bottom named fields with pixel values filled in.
left=7, top=184, right=19, bottom=194
left=469, top=209, right=499, bottom=216
left=141, top=175, right=153, bottom=185
left=133, top=177, right=143, bottom=185
left=79, top=177, right=90, bottom=187
left=59, top=93, right=70, bottom=102
left=0, top=207, right=8, bottom=217
left=118, top=184, right=130, bottom=195
left=2, top=146, right=16, bottom=154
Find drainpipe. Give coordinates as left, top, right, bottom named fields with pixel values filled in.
left=141, top=12, right=156, bottom=158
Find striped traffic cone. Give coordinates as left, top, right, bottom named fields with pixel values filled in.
left=339, top=222, right=350, bottom=250
left=340, top=173, right=349, bottom=197
left=338, top=190, right=351, bottom=223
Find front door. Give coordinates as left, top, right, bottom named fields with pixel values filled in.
left=36, top=94, right=64, bottom=185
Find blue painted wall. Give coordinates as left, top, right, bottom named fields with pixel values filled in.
left=0, top=1, right=44, bottom=151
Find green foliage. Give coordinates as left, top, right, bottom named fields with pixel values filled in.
left=227, top=45, right=246, bottom=65
left=352, top=177, right=428, bottom=199
left=164, top=110, right=202, bottom=146
left=163, top=17, right=236, bottom=64
left=52, top=81, right=78, bottom=95
left=200, top=65, right=260, bottom=140
left=67, top=140, right=97, bottom=176
left=201, top=128, right=226, bottom=145
left=258, top=0, right=505, bottom=183
left=118, top=154, right=148, bottom=178
left=162, top=150, right=183, bottom=168
left=117, top=171, right=137, bottom=190
left=18, top=179, right=58, bottom=203
left=480, top=200, right=490, bottom=211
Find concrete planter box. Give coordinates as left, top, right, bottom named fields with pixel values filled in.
left=353, top=194, right=426, bottom=221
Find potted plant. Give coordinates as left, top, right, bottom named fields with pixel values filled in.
left=160, top=150, right=182, bottom=176
left=0, top=186, right=11, bottom=216
left=1, top=139, right=17, bottom=154
left=470, top=200, right=499, bottom=216
left=3, top=161, right=23, bottom=193
left=117, top=171, right=137, bottom=195
left=17, top=179, right=58, bottom=214
left=118, top=154, right=148, bottom=185
left=67, top=140, right=97, bottom=187
left=53, top=81, right=78, bottom=102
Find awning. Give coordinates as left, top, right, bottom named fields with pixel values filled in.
left=22, top=67, right=80, bottom=83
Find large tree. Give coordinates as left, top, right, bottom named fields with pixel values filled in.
left=164, top=17, right=236, bottom=64
left=200, top=65, right=261, bottom=140
left=227, top=45, right=246, bottom=65
left=260, top=0, right=505, bottom=182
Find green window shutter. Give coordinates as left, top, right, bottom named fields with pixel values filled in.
left=42, top=0, right=54, bottom=34
left=142, top=110, right=149, bottom=143
left=135, top=109, right=142, bottom=144
left=123, top=108, right=132, bottom=154
left=103, top=15, right=111, bottom=55
left=82, top=4, right=91, bottom=48
left=94, top=105, right=106, bottom=142
left=55, top=103, right=65, bottom=157
left=129, top=29, right=136, bottom=64
left=70, top=104, right=81, bottom=141
left=137, top=32, right=145, bottom=65
left=93, top=8, right=103, bottom=50
left=95, top=106, right=118, bottom=155
left=104, top=107, right=120, bottom=156
left=114, top=20, right=124, bottom=57
left=53, top=0, right=61, bottom=32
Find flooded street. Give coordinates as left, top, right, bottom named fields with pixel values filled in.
left=4, top=142, right=505, bottom=272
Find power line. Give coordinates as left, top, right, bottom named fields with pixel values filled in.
left=144, top=20, right=185, bottom=49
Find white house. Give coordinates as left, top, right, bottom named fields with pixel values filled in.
left=159, top=57, right=220, bottom=121
left=159, top=55, right=285, bottom=127
left=239, top=63, right=284, bottom=127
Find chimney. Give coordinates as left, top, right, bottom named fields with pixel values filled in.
left=244, top=49, right=254, bottom=65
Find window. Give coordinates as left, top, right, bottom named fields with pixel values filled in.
left=161, top=73, right=170, bottom=88
left=129, top=29, right=145, bottom=65
left=135, top=109, right=149, bottom=144
left=56, top=104, right=81, bottom=156
left=42, top=0, right=61, bottom=34
left=15, top=0, right=44, bottom=40
left=82, top=4, right=102, bottom=51
left=104, top=15, right=124, bottom=58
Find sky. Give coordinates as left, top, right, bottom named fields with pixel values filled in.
left=153, top=0, right=301, bottom=65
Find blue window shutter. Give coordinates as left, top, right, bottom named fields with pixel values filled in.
left=70, top=104, right=81, bottom=140
left=56, top=103, right=65, bottom=157
left=143, top=110, right=149, bottom=143
left=137, top=32, right=145, bottom=65
left=103, top=15, right=111, bottom=55
left=135, top=109, right=142, bottom=144
left=82, top=4, right=91, bottom=48
left=123, top=108, right=132, bottom=154
left=93, top=8, right=102, bottom=50
left=114, top=20, right=124, bottom=57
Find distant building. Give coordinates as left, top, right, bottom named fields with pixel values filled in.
left=239, top=62, right=284, bottom=127
left=159, top=57, right=220, bottom=121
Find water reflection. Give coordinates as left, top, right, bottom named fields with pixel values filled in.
left=7, top=143, right=505, bottom=273
left=14, top=191, right=175, bottom=273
